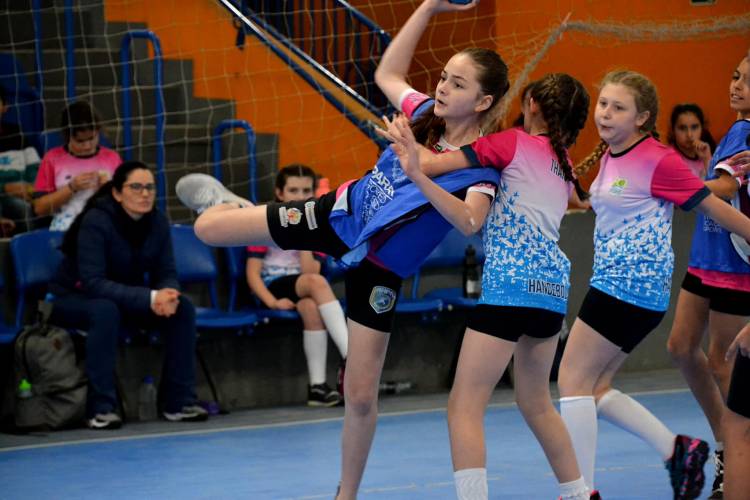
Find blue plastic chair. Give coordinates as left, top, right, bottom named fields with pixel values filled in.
left=9, top=229, right=65, bottom=331
left=170, top=224, right=259, bottom=333
left=422, top=229, right=485, bottom=310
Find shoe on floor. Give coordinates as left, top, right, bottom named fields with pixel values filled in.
left=308, top=383, right=341, bottom=407
left=176, top=173, right=252, bottom=213
left=708, top=449, right=723, bottom=499
left=163, top=404, right=209, bottom=422
left=665, top=434, right=709, bottom=499
left=87, top=412, right=122, bottom=430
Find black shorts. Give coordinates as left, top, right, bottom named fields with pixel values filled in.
left=467, top=304, right=564, bottom=342
left=344, top=258, right=402, bottom=333
left=266, top=274, right=301, bottom=303
left=727, top=353, right=750, bottom=419
left=266, top=191, right=350, bottom=259
left=577, top=287, right=665, bottom=353
left=681, top=271, right=750, bottom=316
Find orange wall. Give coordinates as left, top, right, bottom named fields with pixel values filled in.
left=105, top=1, right=379, bottom=186
left=106, top=1, right=749, bottom=184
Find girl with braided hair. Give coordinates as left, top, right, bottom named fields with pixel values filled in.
left=556, top=69, right=750, bottom=500
left=384, top=72, right=593, bottom=500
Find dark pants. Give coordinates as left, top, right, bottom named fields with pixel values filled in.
left=49, top=294, right=198, bottom=417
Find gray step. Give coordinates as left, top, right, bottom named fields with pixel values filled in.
left=41, top=85, right=232, bottom=128
left=0, top=4, right=105, bottom=50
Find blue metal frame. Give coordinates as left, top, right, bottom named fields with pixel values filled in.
left=218, top=0, right=392, bottom=146
left=120, top=30, right=167, bottom=211
left=31, top=0, right=44, bottom=96
left=212, top=119, right=258, bottom=204
left=64, top=0, right=76, bottom=102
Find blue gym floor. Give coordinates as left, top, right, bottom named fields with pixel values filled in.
left=0, top=375, right=716, bottom=499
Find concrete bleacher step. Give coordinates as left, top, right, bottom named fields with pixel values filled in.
left=0, top=3, right=106, bottom=50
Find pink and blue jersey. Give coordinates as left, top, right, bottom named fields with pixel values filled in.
left=688, top=119, right=750, bottom=289
left=35, top=145, right=122, bottom=231
left=670, top=146, right=706, bottom=179
left=589, top=136, right=709, bottom=311
left=463, top=129, right=574, bottom=314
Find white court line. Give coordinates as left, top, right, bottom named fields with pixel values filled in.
left=0, top=387, right=690, bottom=453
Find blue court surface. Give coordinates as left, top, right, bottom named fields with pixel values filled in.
left=0, top=389, right=716, bottom=499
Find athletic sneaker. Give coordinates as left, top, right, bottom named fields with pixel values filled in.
left=308, top=383, right=341, bottom=407
left=708, top=450, right=724, bottom=499
left=163, top=404, right=209, bottom=422
left=557, top=489, right=602, bottom=500
left=175, top=173, right=252, bottom=213
left=336, top=358, right=346, bottom=397
left=87, top=412, right=122, bottom=430
left=664, top=434, right=710, bottom=499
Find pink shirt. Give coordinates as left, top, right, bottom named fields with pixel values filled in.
left=670, top=146, right=706, bottom=179
left=35, top=146, right=122, bottom=230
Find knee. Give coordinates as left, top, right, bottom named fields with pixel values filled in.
left=666, top=335, right=694, bottom=362
left=296, top=298, right=318, bottom=317
left=175, top=296, right=196, bottom=320
left=88, top=298, right=121, bottom=326
left=345, top=382, right=378, bottom=417
left=593, top=383, right=613, bottom=402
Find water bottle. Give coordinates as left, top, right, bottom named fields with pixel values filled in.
left=463, top=245, right=481, bottom=299
left=379, top=380, right=414, bottom=395
left=17, top=378, right=33, bottom=399
left=138, top=375, right=158, bottom=421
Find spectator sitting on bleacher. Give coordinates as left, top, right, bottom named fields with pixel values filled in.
left=246, top=165, right=348, bottom=407
left=48, top=160, right=208, bottom=429
left=0, top=86, right=40, bottom=235
left=33, top=100, right=121, bottom=231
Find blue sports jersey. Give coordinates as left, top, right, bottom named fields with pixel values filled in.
left=688, top=119, right=750, bottom=274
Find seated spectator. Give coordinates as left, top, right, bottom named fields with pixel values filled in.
left=0, top=86, right=40, bottom=234
left=246, top=164, right=348, bottom=407
left=667, top=103, right=716, bottom=179
left=33, top=101, right=121, bottom=231
left=49, top=160, right=207, bottom=429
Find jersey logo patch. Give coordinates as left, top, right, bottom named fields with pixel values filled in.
left=287, top=208, right=302, bottom=225
left=609, top=178, right=628, bottom=196
left=369, top=286, right=396, bottom=314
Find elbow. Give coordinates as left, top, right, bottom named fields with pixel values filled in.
left=32, top=199, right=48, bottom=216
left=458, top=213, right=482, bottom=237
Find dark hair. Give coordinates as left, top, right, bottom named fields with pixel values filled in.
left=61, top=100, right=101, bottom=143
left=511, top=82, right=535, bottom=128
left=527, top=73, right=590, bottom=199
left=667, top=103, right=717, bottom=153
left=274, top=164, right=317, bottom=201
left=410, top=48, right=510, bottom=149
left=61, top=160, right=151, bottom=256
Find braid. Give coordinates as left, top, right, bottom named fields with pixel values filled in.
left=410, top=103, right=446, bottom=149
left=575, top=141, right=608, bottom=177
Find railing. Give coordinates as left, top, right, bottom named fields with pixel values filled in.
left=120, top=30, right=167, bottom=211
left=219, top=0, right=392, bottom=145
left=212, top=119, right=258, bottom=204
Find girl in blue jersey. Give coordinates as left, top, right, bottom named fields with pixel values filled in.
left=176, top=2, right=507, bottom=498
left=666, top=52, right=750, bottom=499
left=555, top=69, right=750, bottom=500
left=384, top=73, right=592, bottom=500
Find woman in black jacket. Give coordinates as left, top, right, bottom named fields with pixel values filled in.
left=50, top=160, right=207, bottom=429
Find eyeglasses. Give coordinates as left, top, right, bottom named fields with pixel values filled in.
left=125, top=182, right=157, bottom=194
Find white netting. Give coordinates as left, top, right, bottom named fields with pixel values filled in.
left=0, top=0, right=748, bottom=233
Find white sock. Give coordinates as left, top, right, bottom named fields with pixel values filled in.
left=560, top=396, right=597, bottom=490
left=715, top=441, right=724, bottom=453
left=319, top=300, right=348, bottom=358
left=560, top=476, right=589, bottom=500
left=596, top=389, right=675, bottom=460
left=454, top=468, right=487, bottom=500
left=302, top=329, right=327, bottom=385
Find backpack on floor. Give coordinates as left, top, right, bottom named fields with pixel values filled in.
left=13, top=302, right=87, bottom=430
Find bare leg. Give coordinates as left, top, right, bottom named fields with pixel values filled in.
left=447, top=329, right=515, bottom=471
left=194, top=203, right=276, bottom=247
left=724, top=409, right=750, bottom=500
left=707, top=310, right=748, bottom=400
left=296, top=297, right=325, bottom=330
left=667, top=290, right=722, bottom=439
left=514, top=334, right=582, bottom=483
left=295, top=273, right=338, bottom=305
left=337, top=319, right=390, bottom=500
